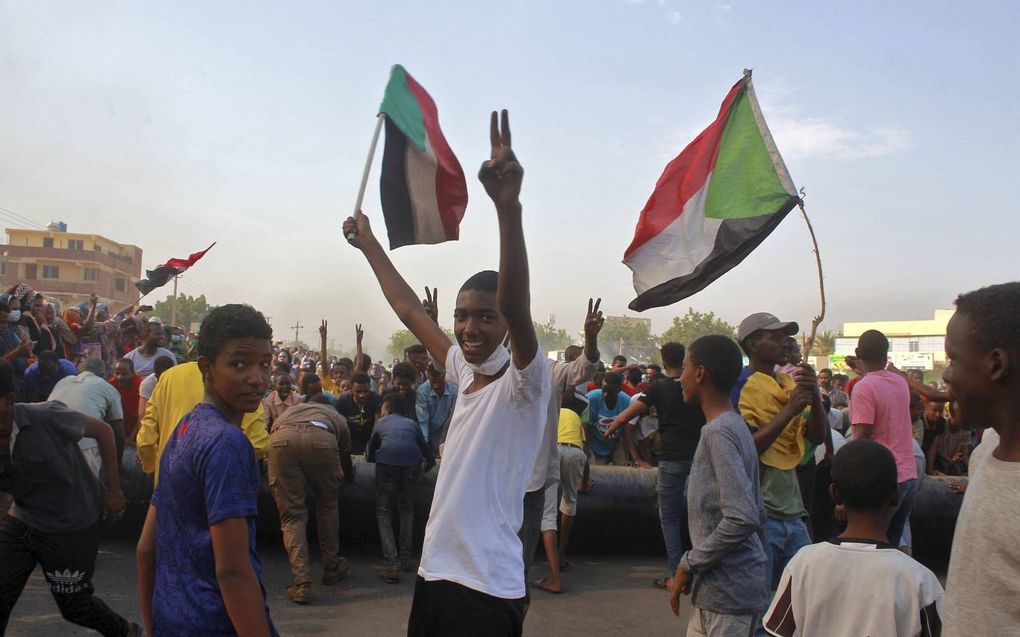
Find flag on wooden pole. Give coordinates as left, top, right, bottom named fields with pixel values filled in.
left=624, top=71, right=799, bottom=311
left=135, top=243, right=215, bottom=295
left=378, top=65, right=468, bottom=249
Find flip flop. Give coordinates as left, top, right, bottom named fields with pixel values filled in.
left=654, top=576, right=672, bottom=591
left=535, top=577, right=562, bottom=594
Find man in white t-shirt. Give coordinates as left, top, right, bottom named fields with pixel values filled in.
left=137, top=354, right=176, bottom=421
left=941, top=282, right=1020, bottom=636
left=124, top=318, right=176, bottom=378
left=764, top=440, right=943, bottom=637
left=343, top=110, right=549, bottom=636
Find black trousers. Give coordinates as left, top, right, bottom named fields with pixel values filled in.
left=0, top=513, right=128, bottom=636
left=407, top=577, right=524, bottom=637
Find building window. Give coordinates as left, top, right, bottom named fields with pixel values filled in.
left=115, top=278, right=125, bottom=292
left=94, top=244, right=102, bottom=251
left=68, top=239, right=84, bottom=251
left=42, top=238, right=54, bottom=248
left=42, top=265, right=60, bottom=279
left=909, top=339, right=919, bottom=353
left=24, top=264, right=37, bottom=279
left=83, top=268, right=98, bottom=281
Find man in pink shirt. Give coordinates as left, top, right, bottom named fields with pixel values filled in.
left=850, top=329, right=918, bottom=546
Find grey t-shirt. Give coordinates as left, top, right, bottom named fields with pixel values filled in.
left=0, top=402, right=100, bottom=533
left=681, top=410, right=770, bottom=614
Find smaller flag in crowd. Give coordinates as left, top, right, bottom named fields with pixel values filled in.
left=135, top=243, right=215, bottom=295
left=378, top=64, right=468, bottom=250
left=624, top=70, right=799, bottom=311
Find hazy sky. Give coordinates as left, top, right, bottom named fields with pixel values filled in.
left=2, top=1, right=1017, bottom=357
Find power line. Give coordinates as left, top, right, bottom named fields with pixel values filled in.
left=0, top=204, right=47, bottom=229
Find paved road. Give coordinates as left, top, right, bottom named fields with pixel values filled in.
left=5, top=539, right=689, bottom=636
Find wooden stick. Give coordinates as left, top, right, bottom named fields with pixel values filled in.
left=797, top=189, right=826, bottom=358
left=348, top=114, right=385, bottom=240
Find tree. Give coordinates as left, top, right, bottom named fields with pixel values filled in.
left=152, top=293, right=213, bottom=329
left=600, top=316, right=659, bottom=363
left=386, top=328, right=454, bottom=360
left=811, top=329, right=838, bottom=356
left=533, top=315, right=574, bottom=355
left=659, top=308, right=737, bottom=346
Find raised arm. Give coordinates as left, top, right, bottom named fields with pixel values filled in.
left=479, top=110, right=537, bottom=370
left=354, top=324, right=365, bottom=372
left=319, top=320, right=330, bottom=379
left=342, top=215, right=451, bottom=365
left=580, top=298, right=604, bottom=370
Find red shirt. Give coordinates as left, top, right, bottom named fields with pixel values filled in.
left=620, top=382, right=640, bottom=396
left=109, top=374, right=142, bottom=440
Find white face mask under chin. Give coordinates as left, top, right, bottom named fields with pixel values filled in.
left=466, top=344, right=511, bottom=376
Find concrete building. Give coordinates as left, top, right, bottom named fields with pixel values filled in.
left=832, top=309, right=954, bottom=372
left=1, top=223, right=142, bottom=308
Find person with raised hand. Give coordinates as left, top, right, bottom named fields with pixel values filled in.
left=343, top=109, right=549, bottom=637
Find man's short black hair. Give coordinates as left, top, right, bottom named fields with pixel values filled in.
left=392, top=362, right=416, bottom=383
left=646, top=363, right=662, bottom=373
left=688, top=335, right=743, bottom=394
left=612, top=355, right=628, bottom=366
left=381, top=391, right=405, bottom=416
left=626, top=367, right=642, bottom=385
left=820, top=368, right=832, bottom=376
left=300, top=372, right=320, bottom=393
left=955, top=282, right=1020, bottom=352
left=426, top=362, right=444, bottom=377
left=660, top=342, right=686, bottom=369
left=857, top=329, right=889, bottom=365
left=831, top=440, right=898, bottom=511
left=273, top=360, right=290, bottom=374
left=404, top=344, right=427, bottom=357
left=603, top=370, right=623, bottom=385
left=459, top=270, right=498, bottom=295
left=564, top=345, right=583, bottom=360
left=0, top=359, right=14, bottom=396
left=336, top=357, right=353, bottom=370
left=154, top=355, right=176, bottom=375
left=359, top=353, right=372, bottom=371
left=117, top=357, right=135, bottom=372
left=197, top=304, right=272, bottom=360
left=350, top=371, right=371, bottom=386
left=38, top=350, right=58, bottom=363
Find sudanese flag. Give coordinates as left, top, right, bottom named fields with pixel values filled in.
left=135, top=243, right=215, bottom=295
left=624, top=71, right=799, bottom=311
left=378, top=65, right=468, bottom=250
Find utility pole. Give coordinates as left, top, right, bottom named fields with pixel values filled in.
left=291, top=320, right=303, bottom=345
left=170, top=275, right=180, bottom=326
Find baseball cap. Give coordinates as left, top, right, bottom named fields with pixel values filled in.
left=737, top=312, right=799, bottom=342
left=147, top=316, right=163, bottom=325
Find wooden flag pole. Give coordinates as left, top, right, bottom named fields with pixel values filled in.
left=348, top=114, right=385, bottom=239
left=797, top=187, right=826, bottom=358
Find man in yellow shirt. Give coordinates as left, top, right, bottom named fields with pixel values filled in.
left=136, top=361, right=268, bottom=482
left=535, top=390, right=590, bottom=594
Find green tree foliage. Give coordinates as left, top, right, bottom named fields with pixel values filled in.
left=811, top=329, right=838, bottom=356
left=152, top=294, right=213, bottom=330
left=534, top=315, right=575, bottom=355
left=600, top=316, right=659, bottom=363
left=387, top=327, right=455, bottom=360
left=659, top=309, right=737, bottom=346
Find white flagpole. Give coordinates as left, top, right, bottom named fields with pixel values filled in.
left=351, top=114, right=385, bottom=233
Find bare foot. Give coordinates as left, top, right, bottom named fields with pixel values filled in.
left=535, top=577, right=562, bottom=594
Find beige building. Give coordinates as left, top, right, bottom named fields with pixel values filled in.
left=1, top=223, right=142, bottom=308
left=833, top=309, right=954, bottom=371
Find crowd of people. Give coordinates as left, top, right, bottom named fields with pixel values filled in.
left=0, top=111, right=1017, bottom=637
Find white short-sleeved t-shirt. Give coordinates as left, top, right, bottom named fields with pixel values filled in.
left=125, top=347, right=176, bottom=378
left=421, top=344, right=550, bottom=599
left=139, top=373, right=159, bottom=400
left=764, top=540, right=943, bottom=637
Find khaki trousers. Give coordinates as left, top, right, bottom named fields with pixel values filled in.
left=268, top=425, right=341, bottom=586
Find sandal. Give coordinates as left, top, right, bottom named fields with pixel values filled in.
left=654, top=576, right=672, bottom=591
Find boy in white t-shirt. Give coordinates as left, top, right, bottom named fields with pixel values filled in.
left=343, top=110, right=549, bottom=637
left=763, top=439, right=943, bottom=637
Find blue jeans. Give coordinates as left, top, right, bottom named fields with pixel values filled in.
left=658, top=460, right=692, bottom=573
left=887, top=478, right=919, bottom=547
left=764, top=516, right=811, bottom=591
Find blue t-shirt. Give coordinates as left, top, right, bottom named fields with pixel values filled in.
left=151, top=403, right=277, bottom=637
left=586, top=389, right=632, bottom=459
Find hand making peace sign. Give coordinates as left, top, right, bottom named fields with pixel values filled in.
left=478, top=109, right=523, bottom=210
